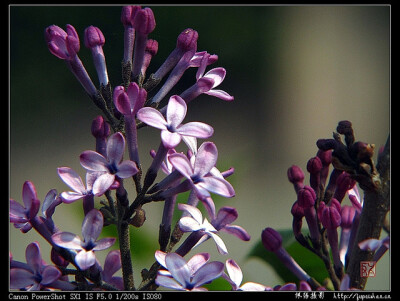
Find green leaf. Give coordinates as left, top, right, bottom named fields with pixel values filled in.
left=247, top=229, right=329, bottom=284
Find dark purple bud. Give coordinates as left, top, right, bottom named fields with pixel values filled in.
left=291, top=201, right=304, bottom=218
left=329, top=198, right=341, bottom=214
left=91, top=115, right=110, bottom=139
left=133, top=7, right=156, bottom=34
left=288, top=165, right=305, bottom=184
left=336, top=120, right=354, bottom=146
left=316, top=139, right=338, bottom=151
left=320, top=206, right=341, bottom=230
left=317, top=149, right=332, bottom=166
left=121, top=5, right=141, bottom=27
left=341, top=205, right=356, bottom=230
left=176, top=28, right=199, bottom=52
left=297, top=186, right=316, bottom=208
left=307, top=157, right=322, bottom=174
left=262, top=227, right=282, bottom=252
left=84, top=26, right=105, bottom=48
left=334, top=172, right=356, bottom=203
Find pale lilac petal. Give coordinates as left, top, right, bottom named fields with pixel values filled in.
left=22, top=181, right=37, bottom=209
left=10, top=269, right=34, bottom=289
left=194, top=185, right=211, bottom=200
left=214, top=207, right=238, bottom=227
left=205, top=89, right=234, bottom=101
left=127, top=82, right=140, bottom=110
left=166, top=95, right=187, bottom=128
left=93, top=238, right=116, bottom=251
left=208, top=232, right=228, bottom=255
left=155, top=274, right=185, bottom=291
left=176, top=122, right=214, bottom=139
left=165, top=253, right=191, bottom=287
left=187, top=253, right=210, bottom=274
left=25, top=242, right=42, bottom=273
left=225, top=259, right=243, bottom=288
left=82, top=209, right=103, bottom=242
left=155, top=250, right=167, bottom=269
left=161, top=130, right=182, bottom=149
left=240, top=282, right=268, bottom=291
left=60, top=191, right=84, bottom=203
left=57, top=167, right=86, bottom=194
left=178, top=203, right=203, bottom=225
left=103, top=250, right=122, bottom=279
left=41, top=189, right=60, bottom=218
left=203, top=68, right=226, bottom=88
left=182, top=136, right=198, bottom=155
left=75, top=250, right=96, bottom=270
left=191, top=261, right=224, bottom=287
left=52, top=232, right=83, bottom=250
left=92, top=173, right=115, bottom=196
left=86, top=171, right=105, bottom=191
left=179, top=216, right=202, bottom=232
left=116, top=160, right=138, bottom=178
left=168, top=153, right=194, bottom=179
left=114, top=91, right=131, bottom=115
left=40, top=265, right=61, bottom=285
left=107, top=132, right=125, bottom=164
left=9, top=199, right=28, bottom=223
left=221, top=225, right=251, bottom=241
left=137, top=107, right=168, bottom=130
left=198, top=176, right=235, bottom=198
left=193, top=142, right=218, bottom=177
left=80, top=151, right=109, bottom=172
left=358, top=238, right=382, bottom=251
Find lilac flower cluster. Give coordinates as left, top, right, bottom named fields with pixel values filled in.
left=261, top=121, right=390, bottom=290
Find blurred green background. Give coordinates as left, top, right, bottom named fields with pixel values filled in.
left=10, top=5, right=390, bottom=290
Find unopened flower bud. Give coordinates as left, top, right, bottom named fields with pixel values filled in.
left=341, top=205, right=355, bottom=230
left=91, top=115, right=110, bottom=139
left=133, top=7, right=156, bottom=35
left=321, top=206, right=341, bottom=230
left=121, top=5, right=141, bottom=27
left=176, top=28, right=198, bottom=52
left=287, top=165, right=305, bottom=193
left=84, top=26, right=105, bottom=48
left=261, top=227, right=282, bottom=252
left=334, top=172, right=356, bottom=203
left=307, top=157, right=322, bottom=193
left=297, top=186, right=316, bottom=208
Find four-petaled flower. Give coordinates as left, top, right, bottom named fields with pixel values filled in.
left=80, top=132, right=139, bottom=185
left=51, top=209, right=116, bottom=270
left=168, top=141, right=235, bottom=200
left=178, top=203, right=228, bottom=254
left=155, top=251, right=224, bottom=291
left=136, top=95, right=214, bottom=149
left=10, top=242, right=62, bottom=291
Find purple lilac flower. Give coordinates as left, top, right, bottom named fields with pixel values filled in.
left=101, top=250, right=124, bottom=290
left=155, top=251, right=224, bottom=291
left=91, top=115, right=111, bottom=156
left=10, top=242, right=63, bottom=291
left=212, top=207, right=250, bottom=242
left=137, top=95, right=214, bottom=149
left=51, top=209, right=116, bottom=270
left=178, top=203, right=228, bottom=254
left=80, top=132, right=139, bottom=186
left=168, top=141, right=235, bottom=201
left=223, top=259, right=268, bottom=291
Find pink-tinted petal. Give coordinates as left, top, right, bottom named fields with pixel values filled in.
left=40, top=265, right=61, bottom=285
left=116, top=160, right=138, bottom=178
left=198, top=176, right=235, bottom=198
left=86, top=171, right=105, bottom=191
left=176, top=122, right=214, bottom=139
left=221, top=225, right=251, bottom=241
left=179, top=216, right=202, bottom=232
left=92, top=173, right=115, bottom=196
left=225, top=259, right=242, bottom=288
left=205, top=89, right=234, bottom=101
left=60, top=191, right=84, bottom=203
left=107, top=132, right=125, bottom=164
left=155, top=274, right=185, bottom=291
left=155, top=250, right=167, bottom=269
left=178, top=203, right=203, bottom=224
left=358, top=238, right=382, bottom=251
left=75, top=250, right=96, bottom=270
left=10, top=268, right=34, bottom=289
left=191, top=261, right=224, bottom=287
left=165, top=253, right=191, bottom=287
left=168, top=153, right=194, bottom=180
left=137, top=107, right=168, bottom=130
left=52, top=232, right=83, bottom=250
left=187, top=253, right=210, bottom=274
left=22, top=181, right=37, bottom=209
left=203, top=67, right=226, bottom=88
left=161, top=130, right=182, bottom=149
left=25, top=242, right=42, bottom=273
left=82, top=209, right=103, bottom=242
left=126, top=82, right=140, bottom=109
left=240, top=282, right=268, bottom=291
left=57, top=167, right=86, bottom=194
left=93, top=237, right=116, bottom=251
left=193, top=142, right=218, bottom=177
left=80, top=151, right=109, bottom=172
left=182, top=136, right=198, bottom=155
left=114, top=90, right=131, bottom=115
left=166, top=95, right=187, bottom=128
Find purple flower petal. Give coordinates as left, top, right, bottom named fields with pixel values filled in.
left=168, top=153, right=194, bottom=180
left=166, top=95, right=187, bottom=128
left=165, top=253, right=191, bottom=287
left=22, top=181, right=37, bottom=209
left=116, top=160, right=138, bottom=178
left=198, top=176, right=235, bottom=198
left=10, top=268, right=34, bottom=289
left=60, top=191, right=84, bottom=203
left=107, top=132, right=125, bottom=165
left=225, top=259, right=242, bottom=288
left=240, top=282, right=268, bottom=291
left=205, top=89, right=234, bottom=101
left=155, top=250, right=167, bottom=269
left=187, top=253, right=210, bottom=274
left=80, top=151, right=109, bottom=172
left=155, top=274, right=185, bottom=290
left=75, top=250, right=96, bottom=270
left=82, top=209, right=104, bottom=242
left=178, top=203, right=203, bottom=224
left=203, top=68, right=226, bottom=88
left=103, top=250, right=122, bottom=279
left=92, top=173, right=115, bottom=196
left=52, top=232, right=83, bottom=250
left=213, top=207, right=238, bottom=228
left=137, top=107, right=168, bottom=130
left=25, top=242, right=42, bottom=273
left=191, top=261, right=224, bottom=287
left=193, top=142, right=218, bottom=177
left=161, top=130, right=182, bottom=149
left=40, top=265, right=61, bottom=285
left=179, top=216, right=202, bottom=232
left=9, top=199, right=28, bottom=223
left=93, top=237, right=116, bottom=251
left=221, top=225, right=251, bottom=241
left=176, top=122, right=214, bottom=139
left=208, top=232, right=228, bottom=254
left=57, top=167, right=86, bottom=194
